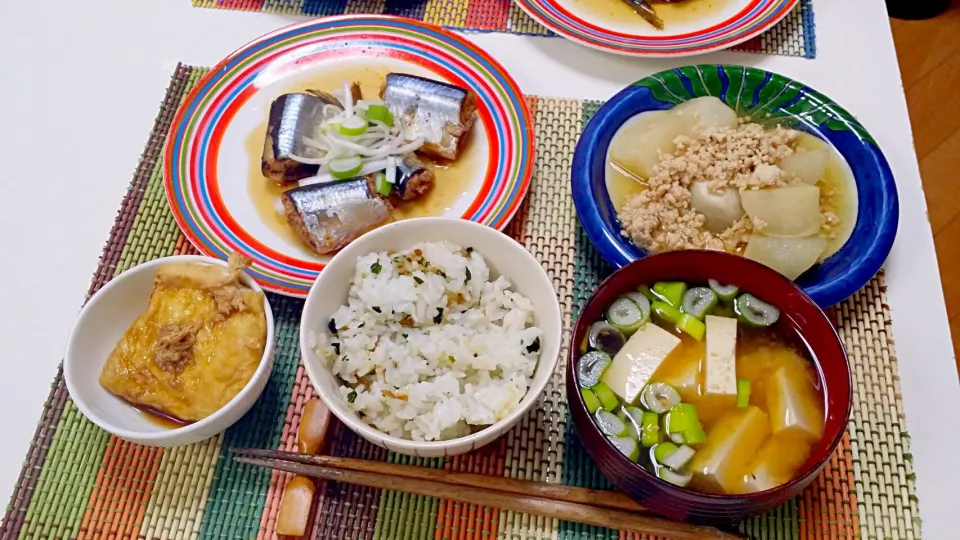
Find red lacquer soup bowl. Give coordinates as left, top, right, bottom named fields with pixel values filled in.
left=567, top=250, right=852, bottom=524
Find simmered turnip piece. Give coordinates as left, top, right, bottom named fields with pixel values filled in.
left=672, top=97, right=739, bottom=129
left=765, top=363, right=825, bottom=441
left=608, top=111, right=696, bottom=181
left=602, top=322, right=681, bottom=404
left=740, top=431, right=812, bottom=493
left=704, top=315, right=738, bottom=400
left=690, top=182, right=745, bottom=233
left=689, top=406, right=771, bottom=494
left=743, top=235, right=827, bottom=280
left=740, top=185, right=822, bottom=237
left=779, top=149, right=830, bottom=185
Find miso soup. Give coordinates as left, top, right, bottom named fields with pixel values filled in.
left=576, top=280, right=825, bottom=494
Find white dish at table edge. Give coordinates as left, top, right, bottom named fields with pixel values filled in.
left=64, top=255, right=276, bottom=447
left=299, top=217, right=563, bottom=457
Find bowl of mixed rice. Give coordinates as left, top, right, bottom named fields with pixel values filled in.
left=300, top=217, right=562, bottom=457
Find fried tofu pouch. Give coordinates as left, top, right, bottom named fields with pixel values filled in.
left=99, top=256, right=267, bottom=423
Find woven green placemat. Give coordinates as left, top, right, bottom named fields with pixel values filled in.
left=0, top=64, right=919, bottom=540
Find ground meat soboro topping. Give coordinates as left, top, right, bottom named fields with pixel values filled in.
left=618, top=122, right=801, bottom=253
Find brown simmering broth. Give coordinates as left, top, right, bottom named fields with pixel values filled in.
left=246, top=63, right=481, bottom=256
left=129, top=402, right=191, bottom=429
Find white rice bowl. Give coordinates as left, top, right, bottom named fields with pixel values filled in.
left=311, top=241, right=543, bottom=442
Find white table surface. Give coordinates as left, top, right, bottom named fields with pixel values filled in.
left=0, top=0, right=957, bottom=536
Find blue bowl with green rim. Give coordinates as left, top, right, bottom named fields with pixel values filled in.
left=571, top=65, right=898, bottom=308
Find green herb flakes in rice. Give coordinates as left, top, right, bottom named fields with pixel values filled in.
left=312, top=241, right=543, bottom=442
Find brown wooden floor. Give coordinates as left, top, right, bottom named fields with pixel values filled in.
left=889, top=3, right=960, bottom=376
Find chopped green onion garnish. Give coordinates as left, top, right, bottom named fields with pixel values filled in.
left=364, top=104, right=394, bottom=126
left=637, top=284, right=656, bottom=301
left=596, top=410, right=628, bottom=437
left=374, top=172, right=392, bottom=196
left=623, top=406, right=645, bottom=442
left=577, top=350, right=612, bottom=388
left=624, top=292, right=651, bottom=325
left=658, top=467, right=693, bottom=487
left=653, top=441, right=679, bottom=463
left=608, top=435, right=640, bottom=462
left=681, top=287, right=718, bottom=320
left=667, top=403, right=699, bottom=434
left=640, top=411, right=661, bottom=447
left=641, top=382, right=681, bottom=414
left=708, top=279, right=739, bottom=302
left=660, top=444, right=696, bottom=470
left=618, top=408, right=640, bottom=440
left=652, top=301, right=683, bottom=325
left=683, top=427, right=707, bottom=445
left=580, top=388, right=601, bottom=414
left=591, top=381, right=620, bottom=411
left=736, top=379, right=751, bottom=408
left=678, top=313, right=706, bottom=341
left=652, top=281, right=687, bottom=308
left=386, top=156, right=398, bottom=184
left=337, top=115, right=368, bottom=136
left=734, top=293, right=781, bottom=327
left=606, top=296, right=645, bottom=334
left=623, top=406, right=645, bottom=433
left=587, top=321, right=626, bottom=355
left=328, top=156, right=364, bottom=179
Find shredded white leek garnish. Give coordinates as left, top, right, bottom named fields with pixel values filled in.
left=288, top=80, right=423, bottom=185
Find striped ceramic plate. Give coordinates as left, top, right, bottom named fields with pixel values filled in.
left=163, top=16, right=534, bottom=297
left=513, top=0, right=797, bottom=56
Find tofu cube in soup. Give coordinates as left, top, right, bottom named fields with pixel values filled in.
left=704, top=315, right=738, bottom=403
left=689, top=406, right=770, bottom=494
left=601, top=323, right=681, bottom=404
left=741, top=431, right=812, bottom=493
left=765, top=363, right=825, bottom=441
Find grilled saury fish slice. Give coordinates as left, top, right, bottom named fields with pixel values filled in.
left=395, top=153, right=435, bottom=201
left=281, top=178, right=391, bottom=255
left=380, top=73, right=477, bottom=161
left=262, top=92, right=339, bottom=184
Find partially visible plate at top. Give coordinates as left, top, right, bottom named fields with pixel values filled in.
left=164, top=16, right=534, bottom=297
left=514, top=0, right=797, bottom=56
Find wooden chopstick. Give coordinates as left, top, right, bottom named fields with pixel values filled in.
left=231, top=448, right=742, bottom=540
left=235, top=449, right=646, bottom=513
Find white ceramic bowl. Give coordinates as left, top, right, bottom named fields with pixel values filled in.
left=300, top=217, right=562, bottom=457
left=64, top=255, right=276, bottom=447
